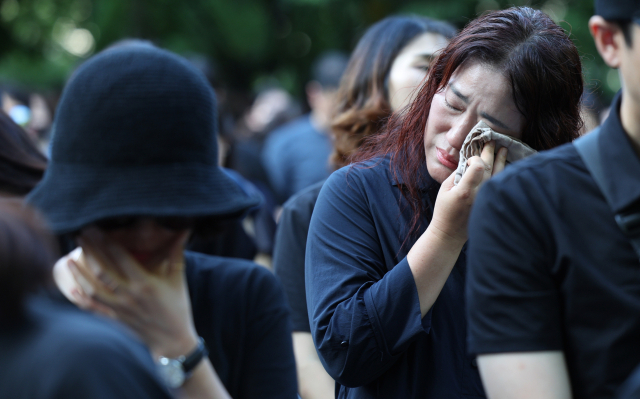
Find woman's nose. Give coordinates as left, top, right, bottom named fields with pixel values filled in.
left=446, top=118, right=475, bottom=151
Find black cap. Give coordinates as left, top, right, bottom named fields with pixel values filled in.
left=595, top=0, right=640, bottom=23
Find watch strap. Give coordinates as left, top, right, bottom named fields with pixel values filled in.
left=180, top=337, right=208, bottom=374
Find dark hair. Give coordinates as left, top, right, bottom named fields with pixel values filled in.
left=0, top=110, right=47, bottom=195
left=330, top=16, right=457, bottom=168
left=610, top=19, right=634, bottom=47
left=354, top=7, right=584, bottom=238
left=0, top=200, right=57, bottom=322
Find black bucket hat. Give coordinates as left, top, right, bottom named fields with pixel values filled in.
left=27, top=43, right=261, bottom=234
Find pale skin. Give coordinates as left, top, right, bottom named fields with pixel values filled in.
left=475, top=18, right=640, bottom=399
left=294, top=33, right=452, bottom=399
left=54, top=221, right=231, bottom=399
left=387, top=32, right=451, bottom=111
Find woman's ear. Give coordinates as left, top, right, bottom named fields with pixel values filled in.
left=589, top=16, right=624, bottom=69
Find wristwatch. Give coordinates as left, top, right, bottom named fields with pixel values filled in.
left=157, top=337, right=209, bottom=389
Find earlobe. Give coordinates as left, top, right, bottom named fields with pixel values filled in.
left=589, top=16, right=622, bottom=69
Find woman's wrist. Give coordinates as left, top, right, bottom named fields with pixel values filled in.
left=425, top=223, right=467, bottom=249
left=155, top=329, right=200, bottom=359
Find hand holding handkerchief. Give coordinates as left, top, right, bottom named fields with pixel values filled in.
left=454, top=121, right=537, bottom=185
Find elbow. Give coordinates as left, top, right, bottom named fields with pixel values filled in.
left=316, top=344, right=385, bottom=388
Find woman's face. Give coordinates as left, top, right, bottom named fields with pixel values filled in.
left=94, top=218, right=190, bottom=270
left=424, top=61, right=525, bottom=184
left=387, top=32, right=450, bottom=111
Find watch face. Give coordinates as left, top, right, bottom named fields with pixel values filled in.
left=157, top=357, right=185, bottom=389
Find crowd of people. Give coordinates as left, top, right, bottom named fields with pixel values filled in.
left=1, top=1, right=640, bottom=398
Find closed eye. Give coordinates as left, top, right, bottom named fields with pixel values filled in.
left=444, top=97, right=462, bottom=112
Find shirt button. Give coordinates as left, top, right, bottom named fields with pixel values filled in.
left=471, top=358, right=478, bottom=368
left=340, top=340, right=348, bottom=347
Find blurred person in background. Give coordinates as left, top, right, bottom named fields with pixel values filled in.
left=224, top=86, right=301, bottom=266
left=579, top=89, right=604, bottom=135
left=262, top=51, right=349, bottom=204
left=1, top=84, right=54, bottom=154
left=466, top=1, right=640, bottom=398
left=27, top=42, right=298, bottom=399
left=0, top=201, right=174, bottom=399
left=0, top=109, right=47, bottom=197
left=272, top=15, right=456, bottom=399
left=306, top=7, right=583, bottom=398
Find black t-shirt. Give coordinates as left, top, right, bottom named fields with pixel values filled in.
left=0, top=295, right=173, bottom=399
left=273, top=180, right=324, bottom=332
left=466, top=92, right=640, bottom=399
left=185, top=251, right=298, bottom=398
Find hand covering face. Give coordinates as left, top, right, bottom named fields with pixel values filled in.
left=454, top=121, right=537, bottom=185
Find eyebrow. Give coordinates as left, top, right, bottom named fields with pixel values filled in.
left=480, top=112, right=511, bottom=131
left=449, top=82, right=514, bottom=132
left=449, top=83, right=469, bottom=103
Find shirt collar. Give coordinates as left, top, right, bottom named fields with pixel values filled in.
left=597, top=90, right=640, bottom=212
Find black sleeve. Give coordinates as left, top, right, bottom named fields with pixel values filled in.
left=466, top=175, right=563, bottom=354
left=273, top=186, right=320, bottom=332
left=239, top=267, right=299, bottom=398
left=617, top=364, right=640, bottom=399
left=55, top=335, right=173, bottom=399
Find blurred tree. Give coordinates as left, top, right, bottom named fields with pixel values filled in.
left=0, top=0, right=614, bottom=106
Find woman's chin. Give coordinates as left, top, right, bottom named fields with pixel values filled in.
left=426, top=160, right=453, bottom=185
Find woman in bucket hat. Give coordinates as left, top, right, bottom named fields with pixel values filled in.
left=27, top=42, right=298, bottom=399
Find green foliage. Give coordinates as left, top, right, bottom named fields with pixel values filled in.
left=0, top=0, right=615, bottom=105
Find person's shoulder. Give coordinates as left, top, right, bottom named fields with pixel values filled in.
left=185, top=251, right=281, bottom=294
left=326, top=156, right=391, bottom=186
left=486, top=142, right=582, bottom=191
left=282, top=180, right=324, bottom=213
left=33, top=297, right=149, bottom=358
left=266, top=115, right=312, bottom=142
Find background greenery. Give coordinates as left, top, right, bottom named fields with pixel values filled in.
left=0, top=0, right=615, bottom=104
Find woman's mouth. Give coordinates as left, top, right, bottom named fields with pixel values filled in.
left=436, top=148, right=459, bottom=170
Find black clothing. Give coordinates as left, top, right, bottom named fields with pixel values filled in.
left=306, top=156, right=484, bottom=399
left=618, top=364, right=640, bottom=399
left=273, top=180, right=324, bottom=332
left=188, top=219, right=257, bottom=260
left=185, top=251, right=298, bottom=398
left=467, top=92, right=640, bottom=399
left=0, top=295, right=172, bottom=399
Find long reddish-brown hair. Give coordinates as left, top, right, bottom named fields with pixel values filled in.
left=353, top=7, right=583, bottom=238
left=330, top=16, right=456, bottom=169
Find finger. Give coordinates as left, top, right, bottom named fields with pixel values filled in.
left=68, top=258, right=96, bottom=297
left=79, top=230, right=126, bottom=279
left=439, top=170, right=457, bottom=192
left=71, top=287, right=117, bottom=318
left=68, top=258, right=120, bottom=302
left=457, top=156, right=487, bottom=192
left=480, top=140, right=496, bottom=172
left=79, top=239, right=128, bottom=290
left=166, top=230, right=190, bottom=275
left=102, top=239, right=148, bottom=282
left=492, top=147, right=508, bottom=176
